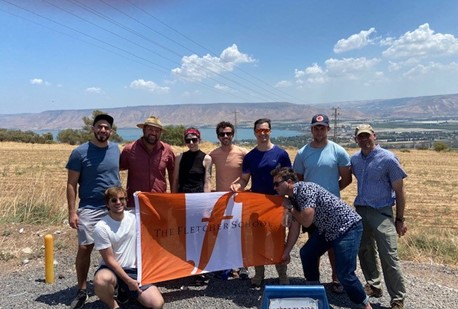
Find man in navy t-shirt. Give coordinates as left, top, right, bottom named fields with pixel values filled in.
left=231, top=118, right=291, bottom=287
left=66, top=114, right=121, bottom=309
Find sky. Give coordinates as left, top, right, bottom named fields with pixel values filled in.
left=1, top=0, right=458, bottom=114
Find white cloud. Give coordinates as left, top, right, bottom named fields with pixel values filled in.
left=30, top=78, right=50, bottom=86
left=130, top=79, right=170, bottom=93
left=295, top=63, right=327, bottom=84
left=294, top=57, right=379, bottom=85
left=382, top=23, right=458, bottom=59
left=403, top=61, right=458, bottom=79
left=274, top=80, right=292, bottom=88
left=171, top=44, right=255, bottom=81
left=334, top=28, right=376, bottom=53
left=325, top=57, right=380, bottom=77
left=214, top=83, right=231, bottom=92
left=85, top=87, right=102, bottom=94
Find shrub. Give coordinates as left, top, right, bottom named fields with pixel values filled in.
left=433, top=141, right=449, bottom=152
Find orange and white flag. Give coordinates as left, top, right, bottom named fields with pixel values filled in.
left=134, top=191, right=285, bottom=285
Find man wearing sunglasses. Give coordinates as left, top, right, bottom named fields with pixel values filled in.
left=231, top=118, right=292, bottom=287
left=209, top=121, right=249, bottom=280
left=272, top=167, right=372, bottom=309
left=93, top=187, right=164, bottom=309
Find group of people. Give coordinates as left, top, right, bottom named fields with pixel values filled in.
left=65, top=113, right=408, bottom=309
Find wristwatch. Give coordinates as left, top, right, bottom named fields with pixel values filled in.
left=395, top=217, right=405, bottom=223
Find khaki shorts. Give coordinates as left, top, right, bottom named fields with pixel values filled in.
left=77, top=207, right=107, bottom=245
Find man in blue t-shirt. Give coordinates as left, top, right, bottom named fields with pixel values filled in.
left=66, top=114, right=121, bottom=309
left=231, top=118, right=291, bottom=287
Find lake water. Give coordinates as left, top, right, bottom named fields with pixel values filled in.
left=118, top=127, right=302, bottom=143
left=35, top=127, right=303, bottom=143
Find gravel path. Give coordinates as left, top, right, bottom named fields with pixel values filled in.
left=1, top=245, right=457, bottom=309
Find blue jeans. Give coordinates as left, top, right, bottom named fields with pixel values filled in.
left=300, top=221, right=368, bottom=306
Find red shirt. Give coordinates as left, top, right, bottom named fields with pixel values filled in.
left=120, top=139, right=175, bottom=207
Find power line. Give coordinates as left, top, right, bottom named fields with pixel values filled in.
left=2, top=0, right=303, bottom=103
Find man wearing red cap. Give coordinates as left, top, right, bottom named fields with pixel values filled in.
left=292, top=113, right=352, bottom=293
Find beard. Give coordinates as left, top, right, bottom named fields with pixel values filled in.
left=94, top=132, right=110, bottom=143
left=144, top=134, right=159, bottom=145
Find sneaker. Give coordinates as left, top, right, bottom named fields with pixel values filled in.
left=331, top=281, right=344, bottom=294
left=238, top=267, right=249, bottom=280
left=250, top=275, right=264, bottom=287
left=70, top=289, right=88, bottom=309
left=391, top=300, right=404, bottom=309
left=194, top=274, right=209, bottom=286
left=364, top=283, right=383, bottom=298
left=279, top=276, right=290, bottom=285
left=214, top=270, right=232, bottom=280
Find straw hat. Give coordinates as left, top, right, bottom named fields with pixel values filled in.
left=137, top=116, right=163, bottom=130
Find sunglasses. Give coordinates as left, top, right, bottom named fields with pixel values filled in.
left=273, top=180, right=285, bottom=188
left=218, top=132, right=233, bottom=137
left=185, top=137, right=199, bottom=144
left=110, top=197, right=127, bottom=203
left=255, top=128, right=271, bottom=134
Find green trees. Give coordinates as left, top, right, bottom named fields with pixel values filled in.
left=0, top=128, right=54, bottom=143
left=162, top=124, right=186, bottom=145
left=57, top=110, right=123, bottom=144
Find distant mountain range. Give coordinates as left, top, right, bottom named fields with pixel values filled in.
left=2, top=93, right=458, bottom=130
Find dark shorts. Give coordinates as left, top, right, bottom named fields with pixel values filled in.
left=95, top=265, right=153, bottom=298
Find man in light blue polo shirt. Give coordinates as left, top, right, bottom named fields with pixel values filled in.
left=351, top=124, right=407, bottom=309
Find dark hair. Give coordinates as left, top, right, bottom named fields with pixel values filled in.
left=104, top=187, right=127, bottom=205
left=270, top=167, right=298, bottom=182
left=254, top=118, right=271, bottom=130
left=216, top=121, right=234, bottom=135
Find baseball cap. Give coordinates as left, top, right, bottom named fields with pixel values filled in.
left=355, top=124, right=374, bottom=136
left=311, top=114, right=329, bottom=127
left=93, top=114, right=114, bottom=127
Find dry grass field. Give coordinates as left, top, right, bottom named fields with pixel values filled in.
left=0, top=141, right=457, bottom=269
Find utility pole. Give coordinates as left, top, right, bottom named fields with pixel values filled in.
left=234, top=109, right=238, bottom=143
left=331, top=107, right=340, bottom=142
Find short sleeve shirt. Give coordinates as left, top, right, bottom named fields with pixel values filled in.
left=351, top=145, right=407, bottom=208
left=293, top=141, right=350, bottom=197
left=66, top=142, right=121, bottom=209
left=243, top=145, right=291, bottom=195
left=93, top=211, right=137, bottom=269
left=291, top=182, right=361, bottom=242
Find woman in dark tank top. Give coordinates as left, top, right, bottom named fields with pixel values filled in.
left=172, top=127, right=212, bottom=193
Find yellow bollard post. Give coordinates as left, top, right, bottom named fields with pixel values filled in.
left=44, top=234, right=54, bottom=284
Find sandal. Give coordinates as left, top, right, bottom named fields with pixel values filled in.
left=331, top=281, right=344, bottom=294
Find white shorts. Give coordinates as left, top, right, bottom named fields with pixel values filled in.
left=77, top=207, right=108, bottom=245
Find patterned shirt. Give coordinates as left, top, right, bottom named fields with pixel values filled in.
left=291, top=182, right=361, bottom=242
left=351, top=145, right=407, bottom=208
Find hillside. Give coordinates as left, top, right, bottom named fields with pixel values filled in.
left=1, top=93, right=458, bottom=130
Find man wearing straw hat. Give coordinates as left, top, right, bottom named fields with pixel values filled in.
left=120, top=115, right=175, bottom=208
